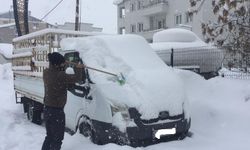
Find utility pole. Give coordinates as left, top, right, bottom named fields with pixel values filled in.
left=75, top=0, right=80, bottom=31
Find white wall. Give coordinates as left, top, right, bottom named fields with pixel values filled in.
left=166, top=0, right=215, bottom=39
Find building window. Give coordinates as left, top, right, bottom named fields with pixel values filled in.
left=137, top=1, right=142, bottom=10
left=119, top=27, right=126, bottom=34
left=130, top=3, right=135, bottom=11
left=175, top=14, right=182, bottom=25
left=130, top=24, right=136, bottom=33
left=158, top=21, right=162, bottom=29
left=138, top=23, right=144, bottom=32
left=157, top=19, right=166, bottom=29
left=119, top=7, right=126, bottom=18
left=186, top=12, right=193, bottom=23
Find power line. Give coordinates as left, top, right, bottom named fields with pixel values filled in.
left=41, top=0, right=65, bottom=21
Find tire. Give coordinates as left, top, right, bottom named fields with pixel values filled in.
left=21, top=97, right=29, bottom=113
left=91, top=129, right=102, bottom=145
left=23, top=101, right=29, bottom=113
left=79, top=121, right=92, bottom=137
left=27, top=101, right=42, bottom=125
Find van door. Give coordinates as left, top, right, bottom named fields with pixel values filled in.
left=63, top=51, right=87, bottom=132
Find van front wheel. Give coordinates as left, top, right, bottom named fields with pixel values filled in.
left=91, top=129, right=102, bottom=145
left=79, top=122, right=92, bottom=137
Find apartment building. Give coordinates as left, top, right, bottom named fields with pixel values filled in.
left=114, top=0, right=215, bottom=42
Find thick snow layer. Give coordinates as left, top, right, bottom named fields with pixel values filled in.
left=151, top=28, right=208, bottom=51
left=13, top=28, right=103, bottom=43
left=153, top=28, right=203, bottom=43
left=0, top=43, right=13, bottom=58
left=1, top=64, right=250, bottom=149
left=60, top=34, right=185, bottom=119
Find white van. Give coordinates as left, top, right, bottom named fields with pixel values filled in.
left=13, top=29, right=190, bottom=146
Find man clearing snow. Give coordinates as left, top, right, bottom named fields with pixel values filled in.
left=42, top=52, right=85, bottom=150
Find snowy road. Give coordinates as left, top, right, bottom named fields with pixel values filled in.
left=1, top=64, right=250, bottom=150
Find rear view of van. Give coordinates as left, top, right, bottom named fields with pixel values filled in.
left=60, top=34, right=191, bottom=146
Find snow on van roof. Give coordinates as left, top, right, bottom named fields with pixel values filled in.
left=13, top=28, right=103, bottom=42
left=60, top=34, right=186, bottom=119
left=151, top=28, right=208, bottom=51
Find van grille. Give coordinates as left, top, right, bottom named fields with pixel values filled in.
left=129, top=108, right=184, bottom=125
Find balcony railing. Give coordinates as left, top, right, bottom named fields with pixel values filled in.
left=142, top=0, right=168, bottom=9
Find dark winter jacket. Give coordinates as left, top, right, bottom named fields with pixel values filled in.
left=43, top=65, right=84, bottom=108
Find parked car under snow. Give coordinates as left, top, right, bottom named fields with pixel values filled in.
left=150, top=28, right=224, bottom=79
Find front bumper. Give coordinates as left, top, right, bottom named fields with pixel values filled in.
left=91, top=108, right=191, bottom=147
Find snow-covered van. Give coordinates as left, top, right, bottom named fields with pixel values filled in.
left=12, top=29, right=190, bottom=146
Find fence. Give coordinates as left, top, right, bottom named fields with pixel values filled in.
left=155, top=47, right=224, bottom=74
left=155, top=46, right=250, bottom=80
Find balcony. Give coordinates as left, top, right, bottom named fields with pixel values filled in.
left=139, top=0, right=168, bottom=16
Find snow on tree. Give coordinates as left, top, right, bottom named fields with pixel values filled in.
left=189, top=0, right=250, bottom=70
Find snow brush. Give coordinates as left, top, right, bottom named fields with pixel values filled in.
left=65, top=61, right=126, bottom=85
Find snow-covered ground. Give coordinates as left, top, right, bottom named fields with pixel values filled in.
left=1, top=63, right=250, bottom=150
left=0, top=43, right=13, bottom=58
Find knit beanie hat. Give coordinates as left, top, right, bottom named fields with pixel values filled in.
left=48, top=52, right=65, bottom=66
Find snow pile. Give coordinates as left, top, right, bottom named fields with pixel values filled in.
left=1, top=64, right=250, bottom=149
left=0, top=43, right=13, bottom=58
left=151, top=28, right=208, bottom=51
left=61, top=34, right=185, bottom=119
left=0, top=63, right=12, bottom=80
left=219, top=67, right=250, bottom=80
left=0, top=64, right=44, bottom=150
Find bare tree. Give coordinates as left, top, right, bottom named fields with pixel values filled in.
left=190, top=0, right=250, bottom=71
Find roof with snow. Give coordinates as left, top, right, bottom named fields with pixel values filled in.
left=113, top=0, right=124, bottom=5
left=0, top=23, right=15, bottom=29
left=151, top=28, right=209, bottom=51
left=0, top=11, right=42, bottom=22
left=13, top=28, right=104, bottom=42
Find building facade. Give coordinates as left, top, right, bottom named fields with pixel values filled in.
left=114, top=0, right=216, bottom=42
left=57, top=22, right=103, bottom=32
left=0, top=11, right=53, bottom=43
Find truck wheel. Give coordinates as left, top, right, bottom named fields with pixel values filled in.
left=79, top=121, right=92, bottom=137
left=21, top=97, right=29, bottom=113
left=91, top=129, right=102, bottom=145
left=27, top=101, right=42, bottom=125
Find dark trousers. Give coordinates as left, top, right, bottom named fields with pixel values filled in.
left=42, top=106, right=65, bottom=150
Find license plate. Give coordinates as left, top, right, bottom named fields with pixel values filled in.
left=153, top=128, right=176, bottom=139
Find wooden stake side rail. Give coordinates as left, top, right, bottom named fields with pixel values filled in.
left=14, top=71, right=43, bottom=78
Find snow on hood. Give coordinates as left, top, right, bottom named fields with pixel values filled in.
left=60, top=34, right=185, bottom=119
left=151, top=28, right=208, bottom=51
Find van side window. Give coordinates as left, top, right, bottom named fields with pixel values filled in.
left=64, top=52, right=82, bottom=64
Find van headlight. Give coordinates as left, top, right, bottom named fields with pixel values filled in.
left=111, top=105, right=131, bottom=121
